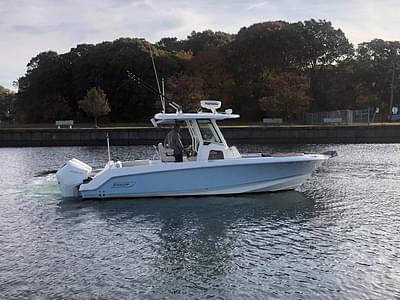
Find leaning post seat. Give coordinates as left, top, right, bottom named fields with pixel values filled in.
left=158, top=143, right=175, bottom=162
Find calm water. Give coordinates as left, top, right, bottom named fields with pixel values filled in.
left=1, top=144, right=400, bottom=299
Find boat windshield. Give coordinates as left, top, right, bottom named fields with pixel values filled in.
left=197, top=120, right=222, bottom=144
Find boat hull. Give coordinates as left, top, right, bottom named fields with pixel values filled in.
left=78, top=156, right=326, bottom=198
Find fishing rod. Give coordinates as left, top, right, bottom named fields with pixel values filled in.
left=149, top=46, right=165, bottom=112
left=126, top=71, right=163, bottom=97
left=126, top=70, right=179, bottom=110
left=127, top=45, right=183, bottom=113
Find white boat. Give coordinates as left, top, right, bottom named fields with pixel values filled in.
left=56, top=100, right=335, bottom=199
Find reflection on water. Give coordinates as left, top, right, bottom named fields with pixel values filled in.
left=1, top=145, right=400, bottom=299
left=53, top=192, right=316, bottom=299
left=59, top=191, right=314, bottom=222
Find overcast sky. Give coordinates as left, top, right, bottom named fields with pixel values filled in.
left=1, top=0, right=400, bottom=90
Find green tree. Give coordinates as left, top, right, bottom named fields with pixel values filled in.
left=17, top=38, right=183, bottom=122
left=228, top=21, right=298, bottom=76
left=355, top=39, right=400, bottom=116
left=16, top=51, right=70, bottom=122
left=227, top=19, right=354, bottom=115
left=156, top=30, right=234, bottom=55
left=79, top=87, right=111, bottom=127
left=156, top=37, right=181, bottom=52
left=227, top=21, right=301, bottom=118
left=181, top=30, right=234, bottom=55
left=295, top=19, right=354, bottom=68
left=0, top=85, right=16, bottom=118
left=294, top=20, right=354, bottom=111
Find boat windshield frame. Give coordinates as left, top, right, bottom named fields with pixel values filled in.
left=196, top=119, right=223, bottom=144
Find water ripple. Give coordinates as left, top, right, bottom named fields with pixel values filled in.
left=0, top=145, right=400, bottom=299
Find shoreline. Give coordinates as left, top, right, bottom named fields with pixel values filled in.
left=1, top=124, right=400, bottom=147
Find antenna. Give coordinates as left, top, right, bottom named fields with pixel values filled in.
left=149, top=46, right=165, bottom=112
left=106, top=132, right=111, bottom=162
left=162, top=78, right=165, bottom=113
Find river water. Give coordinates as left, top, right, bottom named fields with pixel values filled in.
left=0, top=144, right=399, bottom=299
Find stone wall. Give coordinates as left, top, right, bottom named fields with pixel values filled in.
left=0, top=125, right=399, bottom=147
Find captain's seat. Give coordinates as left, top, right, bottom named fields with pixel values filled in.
left=158, top=143, right=175, bottom=162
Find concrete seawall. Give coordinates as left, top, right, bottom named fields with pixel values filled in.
left=1, top=125, right=400, bottom=147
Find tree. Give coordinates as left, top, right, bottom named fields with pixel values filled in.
left=295, top=19, right=354, bottom=68
left=16, top=38, right=183, bottom=123
left=258, top=73, right=312, bottom=121
left=294, top=20, right=354, bottom=111
left=0, top=85, right=10, bottom=94
left=16, top=19, right=390, bottom=123
left=16, top=50, right=74, bottom=122
left=355, top=39, right=400, bottom=116
left=166, top=74, right=207, bottom=111
left=156, top=37, right=181, bottom=52
left=0, top=85, right=16, bottom=118
left=165, top=44, right=235, bottom=111
left=188, top=45, right=234, bottom=102
left=228, top=21, right=297, bottom=76
left=156, top=31, right=235, bottom=112
left=180, top=30, right=234, bottom=55
left=79, top=87, right=111, bottom=127
left=226, top=21, right=308, bottom=119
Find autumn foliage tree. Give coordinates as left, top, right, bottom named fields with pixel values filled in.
left=166, top=44, right=234, bottom=111
left=188, top=45, right=235, bottom=105
left=166, top=74, right=207, bottom=111
left=79, top=87, right=111, bottom=127
left=258, top=73, right=312, bottom=121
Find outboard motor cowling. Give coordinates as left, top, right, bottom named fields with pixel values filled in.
left=56, top=158, right=92, bottom=198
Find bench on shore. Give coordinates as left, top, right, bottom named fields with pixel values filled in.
left=323, top=117, right=342, bottom=124
left=263, top=118, right=283, bottom=124
left=56, top=120, right=74, bottom=128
